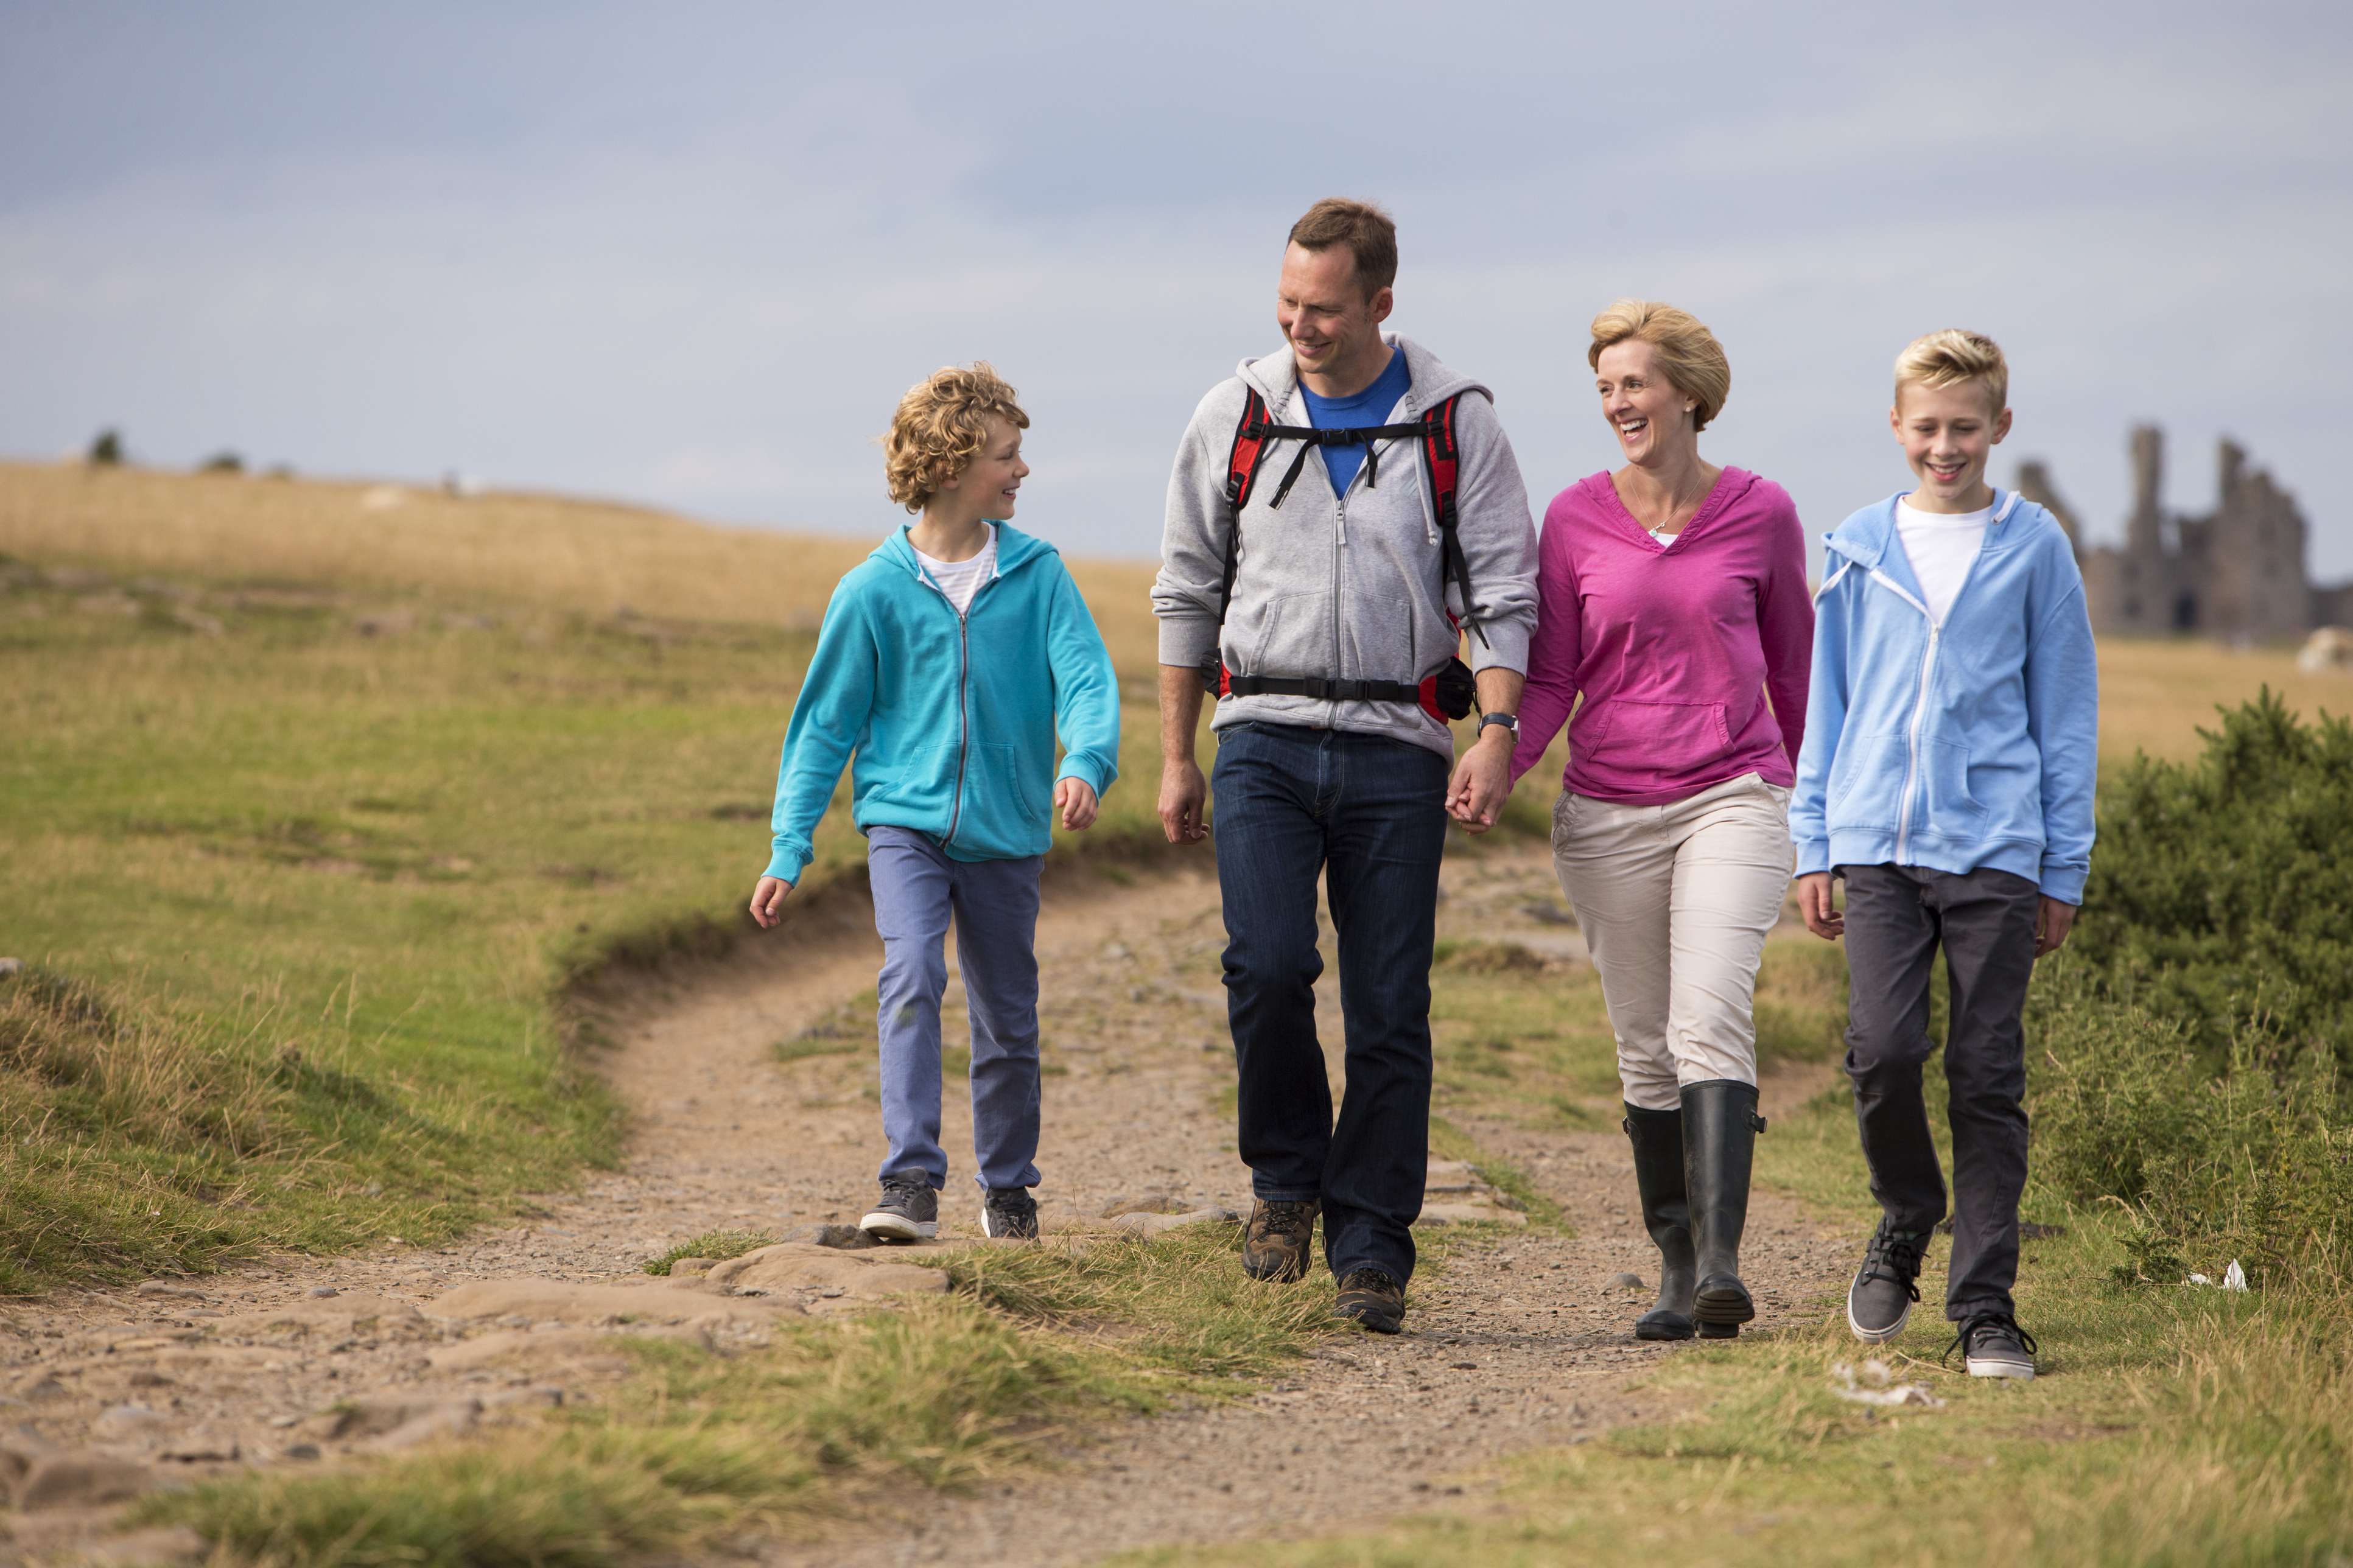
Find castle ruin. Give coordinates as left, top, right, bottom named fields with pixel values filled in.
left=2019, top=426, right=2351, bottom=643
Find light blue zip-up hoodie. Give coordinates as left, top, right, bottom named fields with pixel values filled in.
left=1790, top=491, right=2097, bottom=903
left=765, top=524, right=1120, bottom=881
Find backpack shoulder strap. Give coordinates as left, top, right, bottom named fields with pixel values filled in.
left=1212, top=388, right=1274, bottom=628
left=1418, top=392, right=1490, bottom=649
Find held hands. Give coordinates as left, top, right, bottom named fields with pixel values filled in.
left=1056, top=776, right=1100, bottom=832
left=749, top=875, right=794, bottom=929
left=1159, top=758, right=1209, bottom=844
left=1445, top=727, right=1514, bottom=834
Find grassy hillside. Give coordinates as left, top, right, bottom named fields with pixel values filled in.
left=0, top=463, right=1166, bottom=1287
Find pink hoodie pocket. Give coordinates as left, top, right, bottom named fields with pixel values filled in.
left=1576, top=700, right=1732, bottom=780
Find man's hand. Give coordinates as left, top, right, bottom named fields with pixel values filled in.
left=2035, top=896, right=2077, bottom=958
left=1798, top=872, right=1843, bottom=940
left=1056, top=776, right=1099, bottom=831
left=1158, top=662, right=1212, bottom=845
left=1446, top=729, right=1513, bottom=833
left=750, top=875, right=794, bottom=929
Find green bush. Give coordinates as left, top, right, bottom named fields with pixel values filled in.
left=2027, top=691, right=2353, bottom=1285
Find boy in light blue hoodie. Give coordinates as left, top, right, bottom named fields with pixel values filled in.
left=751, top=363, right=1120, bottom=1243
left=1792, top=331, right=2096, bottom=1381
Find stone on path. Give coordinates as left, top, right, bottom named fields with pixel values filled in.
left=10, top=1451, right=154, bottom=1510
left=1099, top=1191, right=1187, bottom=1219
left=1604, top=1272, right=1645, bottom=1290
left=1112, top=1207, right=1241, bottom=1237
left=705, top=1244, right=950, bottom=1310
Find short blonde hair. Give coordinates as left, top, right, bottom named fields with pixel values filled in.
left=1893, top=329, right=2007, bottom=416
left=883, top=362, right=1030, bottom=513
left=1588, top=299, right=1730, bottom=432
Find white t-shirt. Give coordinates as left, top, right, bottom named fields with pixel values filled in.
left=914, top=525, right=997, bottom=617
left=1895, top=499, right=1993, bottom=625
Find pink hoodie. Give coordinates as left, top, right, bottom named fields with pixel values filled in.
left=1509, top=468, right=1812, bottom=806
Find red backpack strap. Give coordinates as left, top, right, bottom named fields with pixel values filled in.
left=1418, top=392, right=1490, bottom=650
left=1212, top=388, right=1274, bottom=629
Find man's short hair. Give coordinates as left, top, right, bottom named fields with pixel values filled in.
left=1288, top=198, right=1398, bottom=299
left=1893, top=329, right=2008, bottom=416
left=883, top=362, right=1030, bottom=514
left=1588, top=299, right=1731, bottom=433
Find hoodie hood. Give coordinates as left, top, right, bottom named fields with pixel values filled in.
left=873, top=521, right=1057, bottom=582
left=1237, top=333, right=1492, bottom=428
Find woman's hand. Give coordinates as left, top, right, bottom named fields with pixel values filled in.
left=1056, top=777, right=1100, bottom=831
left=1797, top=872, right=1842, bottom=940
left=750, top=875, right=794, bottom=929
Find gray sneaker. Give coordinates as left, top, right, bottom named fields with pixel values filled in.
left=1954, top=1312, right=2038, bottom=1380
left=861, top=1174, right=938, bottom=1242
left=981, top=1186, right=1039, bottom=1239
left=1848, top=1222, right=1927, bottom=1343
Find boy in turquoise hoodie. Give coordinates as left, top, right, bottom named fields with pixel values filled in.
left=1792, top=331, right=2096, bottom=1380
left=751, top=363, right=1121, bottom=1242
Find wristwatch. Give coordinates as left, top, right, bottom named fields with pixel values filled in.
left=1478, top=712, right=1518, bottom=737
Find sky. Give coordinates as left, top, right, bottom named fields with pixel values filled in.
left=3, top=1, right=2349, bottom=574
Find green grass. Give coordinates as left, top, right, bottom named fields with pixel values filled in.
left=0, top=564, right=1175, bottom=1286
left=639, top=1228, right=780, bottom=1276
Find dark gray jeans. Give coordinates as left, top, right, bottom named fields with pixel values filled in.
left=1839, top=863, right=2040, bottom=1321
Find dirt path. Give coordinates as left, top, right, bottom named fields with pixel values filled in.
left=0, top=841, right=1854, bottom=1566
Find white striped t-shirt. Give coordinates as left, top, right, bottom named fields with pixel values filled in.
left=914, top=525, right=998, bottom=617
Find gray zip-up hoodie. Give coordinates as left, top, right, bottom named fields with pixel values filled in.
left=1152, top=333, right=1540, bottom=758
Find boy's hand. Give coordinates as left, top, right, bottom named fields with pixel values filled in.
left=1797, top=872, right=1843, bottom=940
left=750, top=875, right=794, bottom=929
left=1159, top=758, right=1208, bottom=844
left=1055, top=777, right=1099, bottom=831
left=2035, top=896, right=2077, bottom=957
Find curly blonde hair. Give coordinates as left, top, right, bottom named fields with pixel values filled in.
left=883, top=362, right=1030, bottom=513
left=1588, top=299, right=1731, bottom=432
left=1893, top=329, right=2007, bottom=417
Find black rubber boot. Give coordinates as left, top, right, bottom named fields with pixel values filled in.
left=1622, top=1104, right=1695, bottom=1342
left=1685, top=1079, right=1764, bottom=1335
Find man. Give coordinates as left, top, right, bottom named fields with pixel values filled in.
left=1152, top=197, right=1539, bottom=1333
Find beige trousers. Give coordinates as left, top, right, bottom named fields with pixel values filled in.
left=1550, top=772, right=1794, bottom=1112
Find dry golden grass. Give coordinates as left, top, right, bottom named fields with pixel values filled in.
left=2097, top=635, right=2353, bottom=763
left=9, top=460, right=2347, bottom=747
left=0, top=462, right=1163, bottom=675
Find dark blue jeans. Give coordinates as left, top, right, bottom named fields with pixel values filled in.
left=1212, top=721, right=1449, bottom=1284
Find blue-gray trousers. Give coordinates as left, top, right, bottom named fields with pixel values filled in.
left=867, top=826, right=1044, bottom=1192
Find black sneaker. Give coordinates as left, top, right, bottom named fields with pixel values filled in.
left=1951, top=1311, right=2038, bottom=1381
left=981, top=1186, right=1039, bottom=1240
left=1241, top=1198, right=1319, bottom=1283
left=860, top=1174, right=938, bottom=1242
left=1336, top=1268, right=1405, bottom=1334
left=1848, top=1222, right=1927, bottom=1343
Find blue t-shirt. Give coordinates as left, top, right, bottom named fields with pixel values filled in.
left=1298, top=348, right=1412, bottom=496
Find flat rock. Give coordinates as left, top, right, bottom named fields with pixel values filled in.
left=1112, top=1207, right=1241, bottom=1236
left=777, top=1222, right=879, bottom=1250
left=14, top=1451, right=153, bottom=1510
left=428, top=1328, right=612, bottom=1370
left=91, top=1404, right=170, bottom=1440
left=1099, top=1191, right=1187, bottom=1218
left=706, top=1244, right=950, bottom=1307
left=1414, top=1203, right=1528, bottom=1228
left=311, top=1394, right=482, bottom=1441
left=1604, top=1271, right=1645, bottom=1290
left=427, top=1278, right=790, bottom=1325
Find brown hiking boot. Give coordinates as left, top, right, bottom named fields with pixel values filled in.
left=1336, top=1267, right=1406, bottom=1334
left=1241, top=1197, right=1319, bottom=1282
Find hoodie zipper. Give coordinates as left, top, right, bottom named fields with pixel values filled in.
left=919, top=550, right=1000, bottom=853
left=1881, top=494, right=2006, bottom=862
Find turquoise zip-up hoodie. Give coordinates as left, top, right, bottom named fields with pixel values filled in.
left=1790, top=491, right=2097, bottom=903
left=765, top=524, right=1120, bottom=881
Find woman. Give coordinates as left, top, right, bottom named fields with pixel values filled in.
left=1509, top=300, right=1812, bottom=1340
